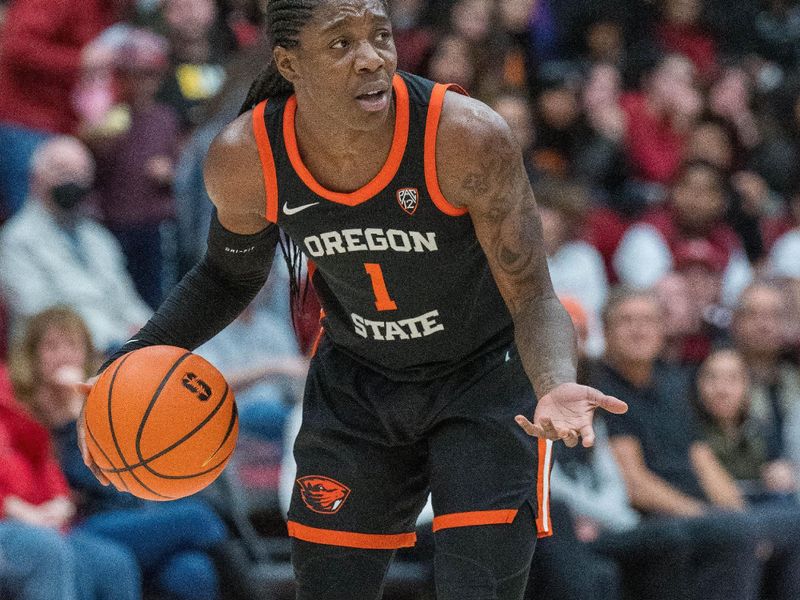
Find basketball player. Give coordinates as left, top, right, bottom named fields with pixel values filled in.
left=78, top=1, right=627, bottom=598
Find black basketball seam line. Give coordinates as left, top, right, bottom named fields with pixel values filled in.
left=96, top=356, right=133, bottom=493
left=99, top=448, right=236, bottom=479
left=128, top=398, right=238, bottom=480
left=125, top=446, right=237, bottom=480
left=85, top=418, right=130, bottom=494
left=133, top=350, right=193, bottom=469
left=203, top=399, right=238, bottom=465
left=107, top=352, right=175, bottom=500
left=99, top=406, right=238, bottom=479
left=100, top=381, right=231, bottom=474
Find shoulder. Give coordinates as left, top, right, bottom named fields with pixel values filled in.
left=437, top=91, right=518, bottom=164
left=434, top=91, right=522, bottom=208
left=203, top=110, right=266, bottom=220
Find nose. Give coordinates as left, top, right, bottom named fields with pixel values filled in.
left=354, top=40, right=384, bottom=73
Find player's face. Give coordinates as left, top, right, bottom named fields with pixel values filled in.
left=286, top=0, right=398, bottom=130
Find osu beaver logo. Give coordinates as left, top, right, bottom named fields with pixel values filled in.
left=297, top=476, right=351, bottom=514
left=181, top=372, right=212, bottom=401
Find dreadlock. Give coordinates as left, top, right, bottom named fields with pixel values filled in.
left=238, top=0, right=324, bottom=321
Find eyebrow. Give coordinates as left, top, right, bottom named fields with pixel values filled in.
left=319, top=13, right=390, bottom=34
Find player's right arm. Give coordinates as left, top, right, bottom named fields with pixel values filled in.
left=77, top=111, right=279, bottom=483
left=100, top=111, right=277, bottom=366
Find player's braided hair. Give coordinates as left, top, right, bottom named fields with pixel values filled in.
left=238, top=0, right=318, bottom=115
left=240, top=0, right=388, bottom=326
left=237, top=0, right=324, bottom=321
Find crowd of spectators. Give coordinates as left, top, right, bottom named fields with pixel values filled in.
left=0, top=0, right=800, bottom=599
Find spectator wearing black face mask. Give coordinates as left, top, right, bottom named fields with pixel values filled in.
left=0, top=136, right=151, bottom=353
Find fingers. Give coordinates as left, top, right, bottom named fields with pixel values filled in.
left=515, top=415, right=580, bottom=447
left=563, top=429, right=579, bottom=448
left=579, top=424, right=595, bottom=448
left=77, top=414, right=110, bottom=486
left=587, top=388, right=628, bottom=415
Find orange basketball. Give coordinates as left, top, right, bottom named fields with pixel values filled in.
left=83, top=345, right=238, bottom=501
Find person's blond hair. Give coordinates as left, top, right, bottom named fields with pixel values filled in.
left=9, top=306, right=96, bottom=410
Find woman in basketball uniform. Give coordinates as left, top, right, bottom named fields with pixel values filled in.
left=79, top=1, right=627, bottom=598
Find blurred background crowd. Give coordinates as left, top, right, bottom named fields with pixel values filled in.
left=0, top=0, right=800, bottom=599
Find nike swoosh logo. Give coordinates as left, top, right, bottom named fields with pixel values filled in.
left=283, top=201, right=320, bottom=216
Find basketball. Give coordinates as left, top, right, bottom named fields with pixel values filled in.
left=83, top=345, right=238, bottom=501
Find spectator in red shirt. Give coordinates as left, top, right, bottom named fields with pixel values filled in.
left=0, top=0, right=130, bottom=218
left=656, top=0, right=718, bottom=81
left=620, top=54, right=702, bottom=186
left=614, top=160, right=752, bottom=306
left=0, top=362, right=140, bottom=600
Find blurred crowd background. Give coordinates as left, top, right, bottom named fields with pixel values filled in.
left=1, top=0, right=800, bottom=599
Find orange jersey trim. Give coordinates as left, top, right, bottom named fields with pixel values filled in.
left=424, top=83, right=469, bottom=217
left=432, top=509, right=518, bottom=532
left=287, top=521, right=417, bottom=549
left=252, top=100, right=279, bottom=223
left=282, top=75, right=410, bottom=206
left=309, top=327, right=323, bottom=358
left=535, top=439, right=554, bottom=538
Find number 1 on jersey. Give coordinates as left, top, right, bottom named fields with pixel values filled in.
left=364, top=263, right=397, bottom=311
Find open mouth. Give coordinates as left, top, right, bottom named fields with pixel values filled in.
left=356, top=89, right=389, bottom=112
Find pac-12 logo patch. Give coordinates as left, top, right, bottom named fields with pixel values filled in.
left=396, top=187, right=419, bottom=215
left=296, top=476, right=351, bottom=514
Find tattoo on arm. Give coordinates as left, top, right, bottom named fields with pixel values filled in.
left=463, top=137, right=577, bottom=397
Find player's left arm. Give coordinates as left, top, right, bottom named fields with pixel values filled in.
left=435, top=91, right=627, bottom=447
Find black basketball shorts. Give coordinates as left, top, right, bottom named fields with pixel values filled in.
left=286, top=336, right=554, bottom=549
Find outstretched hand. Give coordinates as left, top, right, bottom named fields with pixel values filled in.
left=74, top=378, right=111, bottom=487
left=515, top=383, right=628, bottom=448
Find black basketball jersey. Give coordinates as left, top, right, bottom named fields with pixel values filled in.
left=252, top=71, right=514, bottom=377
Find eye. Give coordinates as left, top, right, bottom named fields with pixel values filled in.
left=376, top=30, right=392, bottom=43
left=331, top=38, right=350, bottom=50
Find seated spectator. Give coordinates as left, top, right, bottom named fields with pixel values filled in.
left=90, top=28, right=180, bottom=310
left=694, top=348, right=798, bottom=504
left=732, top=282, right=800, bottom=474
left=536, top=179, right=608, bottom=356
left=0, top=361, right=140, bottom=600
left=595, top=287, right=800, bottom=600
left=530, top=64, right=585, bottom=180
left=390, top=0, right=437, bottom=74
left=654, top=271, right=699, bottom=364
left=10, top=306, right=227, bottom=600
left=529, top=422, right=697, bottom=600
left=620, top=54, right=701, bottom=186
left=0, top=0, right=127, bottom=217
left=577, top=63, right=627, bottom=195
left=491, top=91, right=536, bottom=173
left=656, top=0, right=718, bottom=81
left=673, top=239, right=731, bottom=364
left=0, top=136, right=151, bottom=352
left=426, top=33, right=476, bottom=93
left=158, top=0, right=229, bottom=132
left=614, top=160, right=752, bottom=305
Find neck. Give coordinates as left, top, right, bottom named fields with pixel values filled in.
left=293, top=92, right=396, bottom=167
left=607, top=354, right=654, bottom=388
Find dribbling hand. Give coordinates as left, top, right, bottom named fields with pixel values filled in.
left=74, top=378, right=111, bottom=486
left=515, top=383, right=628, bottom=448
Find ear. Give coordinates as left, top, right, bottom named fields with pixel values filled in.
left=274, top=46, right=300, bottom=84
